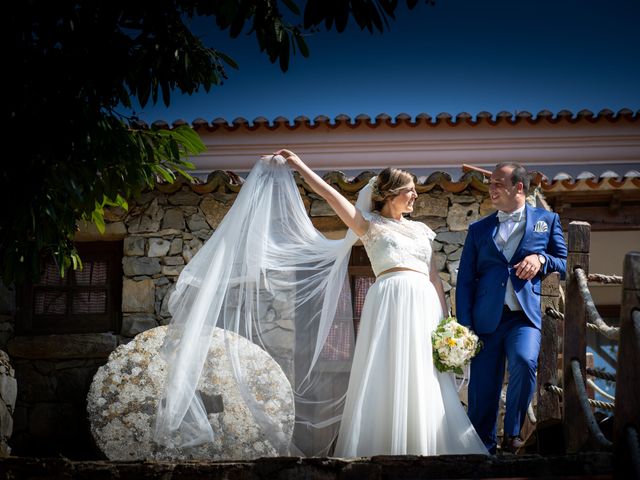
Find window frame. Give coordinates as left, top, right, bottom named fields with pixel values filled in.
left=315, top=246, right=375, bottom=370
left=16, top=241, right=123, bottom=335
left=348, top=245, right=375, bottom=338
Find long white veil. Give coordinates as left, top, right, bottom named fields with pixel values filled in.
left=153, top=155, right=375, bottom=456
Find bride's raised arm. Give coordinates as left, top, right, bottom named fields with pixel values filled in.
left=275, top=148, right=370, bottom=237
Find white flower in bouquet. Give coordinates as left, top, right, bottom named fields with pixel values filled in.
left=431, top=316, right=482, bottom=374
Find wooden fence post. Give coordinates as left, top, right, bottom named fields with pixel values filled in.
left=614, top=251, right=640, bottom=478
left=535, top=272, right=562, bottom=453
left=563, top=221, right=590, bottom=453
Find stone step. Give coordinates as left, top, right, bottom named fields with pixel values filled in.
left=0, top=452, right=613, bottom=479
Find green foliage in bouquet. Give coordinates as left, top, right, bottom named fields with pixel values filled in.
left=431, top=316, right=482, bottom=374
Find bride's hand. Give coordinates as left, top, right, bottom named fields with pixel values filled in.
left=275, top=149, right=302, bottom=168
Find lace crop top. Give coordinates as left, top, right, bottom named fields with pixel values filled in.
left=359, top=211, right=437, bottom=277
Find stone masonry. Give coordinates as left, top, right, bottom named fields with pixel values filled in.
left=0, top=349, right=17, bottom=456
left=115, top=172, right=496, bottom=340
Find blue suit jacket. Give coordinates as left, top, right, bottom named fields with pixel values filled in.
left=456, top=204, right=567, bottom=335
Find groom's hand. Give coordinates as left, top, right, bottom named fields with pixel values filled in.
left=514, top=254, right=542, bottom=280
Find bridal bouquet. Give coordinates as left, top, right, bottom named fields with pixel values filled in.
left=431, top=316, right=482, bottom=374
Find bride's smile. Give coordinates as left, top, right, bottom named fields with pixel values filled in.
left=384, top=183, right=418, bottom=217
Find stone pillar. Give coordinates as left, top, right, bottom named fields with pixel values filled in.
left=0, top=350, right=17, bottom=456
left=0, top=281, right=15, bottom=353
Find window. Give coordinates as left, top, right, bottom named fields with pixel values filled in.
left=320, top=246, right=375, bottom=361
left=347, top=246, right=375, bottom=337
left=17, top=241, right=123, bottom=334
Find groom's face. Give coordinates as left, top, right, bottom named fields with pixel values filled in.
left=489, top=166, right=524, bottom=213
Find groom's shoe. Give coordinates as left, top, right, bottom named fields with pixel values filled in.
left=501, top=435, right=525, bottom=454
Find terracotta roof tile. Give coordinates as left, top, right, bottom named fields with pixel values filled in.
left=552, top=173, right=573, bottom=181
left=153, top=166, right=640, bottom=196
left=142, top=108, right=638, bottom=131
left=539, top=173, right=640, bottom=193
left=142, top=108, right=638, bottom=195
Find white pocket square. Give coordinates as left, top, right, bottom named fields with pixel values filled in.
left=534, top=220, right=548, bottom=233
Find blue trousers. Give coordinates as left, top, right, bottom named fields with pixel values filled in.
left=467, top=309, right=541, bottom=454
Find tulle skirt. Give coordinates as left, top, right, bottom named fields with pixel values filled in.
left=333, top=271, right=487, bottom=457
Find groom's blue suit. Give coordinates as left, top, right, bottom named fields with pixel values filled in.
left=456, top=203, right=567, bottom=453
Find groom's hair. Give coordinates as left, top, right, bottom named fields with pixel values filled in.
left=496, top=162, right=530, bottom=191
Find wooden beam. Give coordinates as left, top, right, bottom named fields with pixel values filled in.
left=563, top=221, right=591, bottom=453
left=462, top=164, right=491, bottom=177
left=613, top=251, right=640, bottom=478
left=535, top=272, right=563, bottom=453
left=556, top=205, right=640, bottom=231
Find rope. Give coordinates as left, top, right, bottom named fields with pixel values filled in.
left=574, top=268, right=620, bottom=341
left=586, top=367, right=617, bottom=382
left=545, top=307, right=564, bottom=320
left=570, top=359, right=613, bottom=448
left=633, top=310, right=640, bottom=353
left=586, top=378, right=615, bottom=401
left=587, top=273, right=623, bottom=284
left=545, top=306, right=618, bottom=343
left=546, top=384, right=564, bottom=397
left=586, top=321, right=621, bottom=338
left=544, top=383, right=615, bottom=411
left=627, top=426, right=640, bottom=480
left=527, top=402, right=537, bottom=424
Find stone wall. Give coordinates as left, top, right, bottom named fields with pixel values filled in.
left=8, top=334, right=120, bottom=458
left=0, top=350, right=17, bottom=456
left=117, top=188, right=232, bottom=336
left=0, top=452, right=616, bottom=478
left=0, top=282, right=14, bottom=355
left=113, top=177, right=494, bottom=335
left=0, top=280, right=16, bottom=457
left=407, top=189, right=494, bottom=313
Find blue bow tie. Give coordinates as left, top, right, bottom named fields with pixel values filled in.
left=497, top=210, right=524, bottom=223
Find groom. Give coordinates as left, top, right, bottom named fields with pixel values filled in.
left=456, top=163, right=567, bottom=454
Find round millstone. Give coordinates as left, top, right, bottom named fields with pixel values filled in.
left=87, top=326, right=294, bottom=461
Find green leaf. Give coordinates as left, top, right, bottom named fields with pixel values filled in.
left=174, top=166, right=195, bottom=182
left=335, top=1, right=349, bottom=32
left=153, top=165, right=177, bottom=183
left=295, top=32, right=310, bottom=58
left=91, top=209, right=106, bottom=234
left=115, top=194, right=129, bottom=210
left=282, top=0, right=301, bottom=15
left=279, top=31, right=290, bottom=72
left=137, top=80, right=151, bottom=108
left=161, top=79, right=172, bottom=107
left=230, top=15, right=245, bottom=38
left=274, top=17, right=284, bottom=43
left=217, top=51, right=239, bottom=70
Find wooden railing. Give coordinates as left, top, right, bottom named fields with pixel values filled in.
left=532, top=269, right=562, bottom=453
left=534, top=221, right=639, bottom=478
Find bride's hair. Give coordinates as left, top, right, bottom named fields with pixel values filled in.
left=371, top=167, right=415, bottom=212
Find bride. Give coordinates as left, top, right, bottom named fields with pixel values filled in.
left=153, top=148, right=487, bottom=457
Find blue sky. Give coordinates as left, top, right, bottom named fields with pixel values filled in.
left=130, top=0, right=639, bottom=124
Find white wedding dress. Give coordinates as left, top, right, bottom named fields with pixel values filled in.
left=334, top=213, right=487, bottom=456
left=153, top=157, right=487, bottom=458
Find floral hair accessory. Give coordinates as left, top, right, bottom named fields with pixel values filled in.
left=367, top=176, right=380, bottom=198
